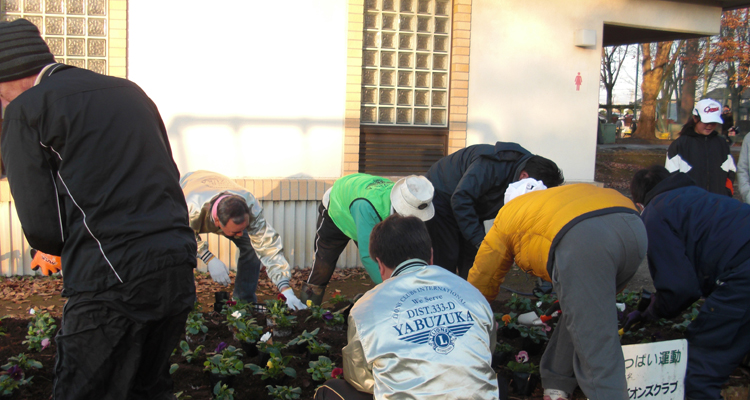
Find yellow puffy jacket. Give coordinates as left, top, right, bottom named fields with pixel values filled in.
left=467, top=184, right=638, bottom=302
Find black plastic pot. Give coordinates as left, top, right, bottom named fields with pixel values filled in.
left=259, top=351, right=271, bottom=366
left=510, top=372, right=539, bottom=396
left=491, top=351, right=511, bottom=368
left=241, top=341, right=259, bottom=358
left=214, top=291, right=230, bottom=313
left=521, top=337, right=545, bottom=356
left=207, top=372, right=235, bottom=390
left=502, top=326, right=520, bottom=339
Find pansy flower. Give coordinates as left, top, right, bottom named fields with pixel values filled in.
left=215, top=342, right=228, bottom=353
left=515, top=350, right=529, bottom=363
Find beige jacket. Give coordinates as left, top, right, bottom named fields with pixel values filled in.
left=179, top=170, right=291, bottom=290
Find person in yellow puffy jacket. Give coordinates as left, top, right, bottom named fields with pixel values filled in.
left=467, top=181, right=647, bottom=400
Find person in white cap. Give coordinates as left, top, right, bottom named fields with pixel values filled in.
left=179, top=170, right=306, bottom=310
left=300, top=173, right=435, bottom=305
left=666, top=98, right=736, bottom=196
left=468, top=181, right=647, bottom=400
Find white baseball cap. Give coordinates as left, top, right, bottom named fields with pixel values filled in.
left=391, top=175, right=435, bottom=221
left=693, top=99, right=723, bottom=124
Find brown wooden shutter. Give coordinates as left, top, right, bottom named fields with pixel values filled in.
left=359, top=126, right=448, bottom=176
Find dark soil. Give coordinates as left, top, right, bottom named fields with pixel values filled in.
left=2, top=282, right=748, bottom=399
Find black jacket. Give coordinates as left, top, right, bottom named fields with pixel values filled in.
left=1, top=65, right=196, bottom=296
left=666, top=127, right=736, bottom=196
left=425, top=142, right=532, bottom=247
left=641, top=173, right=750, bottom=318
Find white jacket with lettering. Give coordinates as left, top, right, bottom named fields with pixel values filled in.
left=343, top=259, right=499, bottom=399
left=179, top=170, right=291, bottom=290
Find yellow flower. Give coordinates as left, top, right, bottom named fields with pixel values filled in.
left=502, top=314, right=511, bottom=326
left=267, top=360, right=274, bottom=368
left=306, top=300, right=313, bottom=307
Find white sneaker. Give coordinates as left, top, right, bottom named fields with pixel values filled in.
left=543, top=389, right=569, bottom=400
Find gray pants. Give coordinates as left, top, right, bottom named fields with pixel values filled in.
left=540, top=213, right=647, bottom=400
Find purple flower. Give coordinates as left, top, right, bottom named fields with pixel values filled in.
left=215, top=342, right=228, bottom=353
left=8, top=366, right=23, bottom=381
left=322, top=311, right=334, bottom=321
left=41, top=338, right=50, bottom=350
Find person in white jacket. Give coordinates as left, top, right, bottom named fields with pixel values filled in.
left=736, top=132, right=750, bottom=204
left=180, top=170, right=306, bottom=310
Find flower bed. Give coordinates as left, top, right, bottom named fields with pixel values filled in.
left=0, top=293, right=748, bottom=399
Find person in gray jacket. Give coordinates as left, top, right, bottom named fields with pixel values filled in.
left=180, top=170, right=306, bottom=310
left=314, top=214, right=500, bottom=399
left=737, top=134, right=750, bottom=204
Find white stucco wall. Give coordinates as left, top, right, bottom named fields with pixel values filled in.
left=127, top=1, right=348, bottom=179
left=468, top=0, right=721, bottom=182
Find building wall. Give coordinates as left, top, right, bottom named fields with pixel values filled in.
left=468, top=0, right=721, bottom=182
left=127, top=1, right=349, bottom=179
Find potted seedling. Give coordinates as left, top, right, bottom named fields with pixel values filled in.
left=185, top=309, right=209, bottom=343
left=329, top=290, right=350, bottom=308
left=203, top=343, right=244, bottom=389
left=266, top=385, right=302, bottom=400
left=506, top=351, right=539, bottom=396
left=245, top=350, right=296, bottom=386
left=492, top=342, right=514, bottom=368
left=322, top=310, right=346, bottom=331
left=214, top=291, right=230, bottom=314
left=304, top=301, right=325, bottom=322
left=496, top=312, right=520, bottom=339
left=517, top=324, right=549, bottom=356
left=307, top=355, right=336, bottom=382
left=212, top=382, right=235, bottom=400
left=178, top=340, right=205, bottom=363
left=232, top=317, right=264, bottom=357
left=506, top=294, right=535, bottom=313
left=265, top=299, right=297, bottom=337
left=23, top=309, right=56, bottom=352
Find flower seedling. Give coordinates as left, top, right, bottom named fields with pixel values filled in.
left=505, top=294, right=535, bottom=313
left=213, top=382, right=235, bottom=400
left=179, top=340, right=205, bottom=363
left=266, top=385, right=302, bottom=400
left=496, top=342, right=514, bottom=354
left=185, top=310, right=209, bottom=337
left=2, top=353, right=42, bottom=372
left=257, top=332, right=285, bottom=356
left=616, top=289, right=639, bottom=307
left=322, top=311, right=345, bottom=327
left=245, top=351, right=296, bottom=380
left=307, top=355, right=336, bottom=382
left=234, top=318, right=263, bottom=344
left=506, top=351, right=538, bottom=374
left=672, top=302, right=701, bottom=332
left=331, top=367, right=344, bottom=379
left=329, top=290, right=349, bottom=306
left=265, top=299, right=289, bottom=318
left=271, top=313, right=297, bottom=329
left=304, top=302, right=325, bottom=322
left=286, top=328, right=330, bottom=355
left=203, top=344, right=244, bottom=377
left=23, top=309, right=56, bottom=352
left=516, top=324, right=548, bottom=344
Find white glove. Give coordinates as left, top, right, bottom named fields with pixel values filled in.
left=207, top=258, right=231, bottom=286
left=282, top=288, right=307, bottom=311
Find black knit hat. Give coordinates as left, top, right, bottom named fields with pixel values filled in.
left=0, top=19, right=55, bottom=83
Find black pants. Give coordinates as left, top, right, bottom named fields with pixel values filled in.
left=424, top=193, right=478, bottom=278
left=53, top=266, right=195, bottom=400
left=307, top=203, right=354, bottom=286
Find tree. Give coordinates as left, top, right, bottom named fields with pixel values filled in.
left=713, top=8, right=750, bottom=124
left=634, top=41, right=679, bottom=140
left=600, top=45, right=631, bottom=121
left=679, top=39, right=701, bottom=123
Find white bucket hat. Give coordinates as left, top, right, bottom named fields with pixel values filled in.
left=391, top=175, right=435, bottom=221
left=693, top=99, right=723, bottom=124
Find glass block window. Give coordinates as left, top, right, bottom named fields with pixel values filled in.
left=362, top=0, right=451, bottom=127
left=1, top=0, right=108, bottom=75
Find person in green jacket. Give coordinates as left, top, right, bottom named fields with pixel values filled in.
left=300, top=173, right=435, bottom=305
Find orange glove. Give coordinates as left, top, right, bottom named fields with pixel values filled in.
left=30, top=249, right=61, bottom=275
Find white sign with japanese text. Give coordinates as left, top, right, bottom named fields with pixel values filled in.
left=623, top=339, right=687, bottom=399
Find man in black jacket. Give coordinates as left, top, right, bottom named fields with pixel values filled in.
left=424, top=142, right=563, bottom=277
left=0, top=19, right=196, bottom=400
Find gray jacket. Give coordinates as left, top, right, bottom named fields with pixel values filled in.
left=343, top=259, right=499, bottom=399
left=179, top=170, right=291, bottom=290
left=737, top=138, right=750, bottom=204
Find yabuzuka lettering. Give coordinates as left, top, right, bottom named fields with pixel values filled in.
left=393, top=310, right=474, bottom=336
